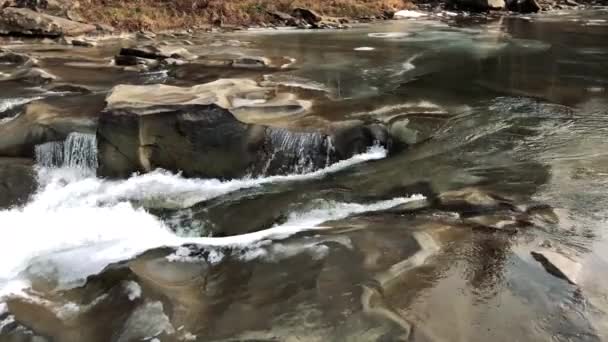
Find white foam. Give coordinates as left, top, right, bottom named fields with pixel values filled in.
left=0, top=146, right=390, bottom=297
left=29, top=145, right=387, bottom=210
left=0, top=97, right=41, bottom=113
left=354, top=47, right=375, bottom=51
left=587, top=87, right=605, bottom=93
left=124, top=281, right=142, bottom=301
left=166, top=195, right=424, bottom=264
left=0, top=97, right=43, bottom=123
left=394, top=10, right=427, bottom=19
left=368, top=32, right=412, bottom=39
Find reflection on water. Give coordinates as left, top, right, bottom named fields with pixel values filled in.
left=1, top=8, right=608, bottom=342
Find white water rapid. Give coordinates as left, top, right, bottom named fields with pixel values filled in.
left=0, top=134, right=423, bottom=299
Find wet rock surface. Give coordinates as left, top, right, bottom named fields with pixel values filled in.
left=0, top=157, right=35, bottom=209
left=0, top=10, right=608, bottom=342
left=97, top=80, right=388, bottom=178
left=532, top=249, right=582, bottom=285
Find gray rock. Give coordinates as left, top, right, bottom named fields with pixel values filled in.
left=232, top=56, right=271, bottom=69
left=531, top=249, right=581, bottom=285
left=119, top=45, right=197, bottom=61
left=0, top=157, right=36, bottom=209
left=71, top=38, right=96, bottom=47
left=0, top=7, right=96, bottom=37
left=97, top=103, right=265, bottom=179
left=97, top=80, right=387, bottom=178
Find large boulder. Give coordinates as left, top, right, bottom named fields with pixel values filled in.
left=0, top=7, right=95, bottom=37
left=97, top=102, right=266, bottom=179
left=97, top=80, right=389, bottom=179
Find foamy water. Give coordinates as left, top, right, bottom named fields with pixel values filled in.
left=0, top=145, right=423, bottom=298
left=0, top=97, right=43, bottom=123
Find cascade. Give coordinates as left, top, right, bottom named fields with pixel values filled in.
left=35, top=132, right=98, bottom=172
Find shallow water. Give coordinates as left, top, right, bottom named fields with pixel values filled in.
left=1, top=8, right=608, bottom=342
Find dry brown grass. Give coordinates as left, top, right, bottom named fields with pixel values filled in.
left=78, top=0, right=412, bottom=31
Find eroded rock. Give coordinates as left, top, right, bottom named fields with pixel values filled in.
left=97, top=80, right=387, bottom=179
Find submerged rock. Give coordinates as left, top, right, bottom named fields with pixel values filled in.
left=437, top=187, right=514, bottom=211
left=0, top=7, right=96, bottom=37
left=531, top=249, right=581, bottom=285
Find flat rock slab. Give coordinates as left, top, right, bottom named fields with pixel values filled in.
left=0, top=7, right=96, bottom=37
left=105, top=78, right=310, bottom=122
left=532, top=249, right=582, bottom=285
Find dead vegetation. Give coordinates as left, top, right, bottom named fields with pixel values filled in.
left=77, top=0, right=411, bottom=31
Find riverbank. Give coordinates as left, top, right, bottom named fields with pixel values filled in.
left=0, top=0, right=599, bottom=34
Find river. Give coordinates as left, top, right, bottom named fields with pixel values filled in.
left=0, top=8, right=607, bottom=342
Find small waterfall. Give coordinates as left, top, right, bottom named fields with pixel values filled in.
left=35, top=141, right=65, bottom=168
left=262, top=129, right=335, bottom=175
left=35, top=132, right=98, bottom=172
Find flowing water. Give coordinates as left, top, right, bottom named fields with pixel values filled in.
left=1, top=8, right=608, bottom=342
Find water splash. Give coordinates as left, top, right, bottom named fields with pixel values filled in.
left=0, top=145, right=391, bottom=296
left=264, top=128, right=335, bottom=175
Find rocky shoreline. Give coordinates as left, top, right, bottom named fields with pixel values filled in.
left=0, top=0, right=601, bottom=39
